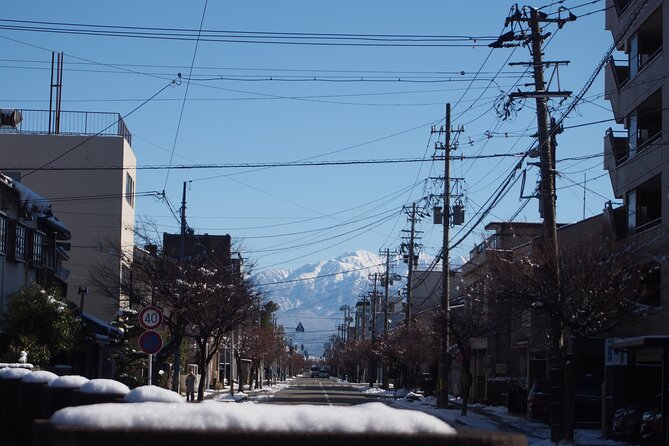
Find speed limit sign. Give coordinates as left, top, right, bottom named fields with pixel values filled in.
left=139, top=306, right=163, bottom=330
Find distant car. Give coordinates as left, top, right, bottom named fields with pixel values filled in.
left=310, top=365, right=321, bottom=378
left=319, top=367, right=329, bottom=378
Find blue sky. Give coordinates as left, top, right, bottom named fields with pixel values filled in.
left=1, top=0, right=617, bottom=274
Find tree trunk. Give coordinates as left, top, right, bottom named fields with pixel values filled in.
left=563, top=340, right=584, bottom=443
left=197, top=340, right=208, bottom=402
left=236, top=352, right=244, bottom=393
left=461, top=358, right=471, bottom=416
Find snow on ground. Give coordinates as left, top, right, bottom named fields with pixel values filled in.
left=212, top=391, right=249, bottom=402
left=50, top=401, right=456, bottom=434
left=356, top=386, right=625, bottom=446
left=206, top=377, right=295, bottom=402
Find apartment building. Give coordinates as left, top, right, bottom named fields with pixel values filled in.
left=603, top=0, right=668, bottom=335
left=0, top=109, right=137, bottom=322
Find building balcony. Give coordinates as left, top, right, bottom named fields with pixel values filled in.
left=604, top=175, right=662, bottom=240
left=0, top=109, right=132, bottom=145
left=604, top=127, right=661, bottom=170
left=605, top=0, right=662, bottom=44
left=605, top=57, right=630, bottom=100
left=604, top=128, right=629, bottom=170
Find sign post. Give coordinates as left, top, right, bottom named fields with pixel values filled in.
left=138, top=306, right=163, bottom=386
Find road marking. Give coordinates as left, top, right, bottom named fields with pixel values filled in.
left=318, top=380, right=333, bottom=406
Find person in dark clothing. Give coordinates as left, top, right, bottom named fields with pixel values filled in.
left=185, top=370, right=196, bottom=402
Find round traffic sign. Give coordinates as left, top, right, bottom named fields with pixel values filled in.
left=139, top=306, right=163, bottom=330
left=138, top=330, right=163, bottom=354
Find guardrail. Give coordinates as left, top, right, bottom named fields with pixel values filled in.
left=0, top=109, right=131, bottom=145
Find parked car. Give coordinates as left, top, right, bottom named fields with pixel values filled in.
left=612, top=393, right=662, bottom=440
left=318, top=366, right=330, bottom=378
left=640, top=409, right=662, bottom=441
left=527, top=378, right=602, bottom=424
left=527, top=380, right=550, bottom=420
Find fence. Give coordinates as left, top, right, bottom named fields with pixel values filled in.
left=0, top=109, right=132, bottom=145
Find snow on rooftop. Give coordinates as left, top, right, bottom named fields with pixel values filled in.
left=44, top=214, right=71, bottom=238
left=124, top=385, right=184, bottom=403
left=22, top=370, right=58, bottom=384
left=11, top=179, right=52, bottom=215
left=47, top=375, right=89, bottom=389
left=50, top=401, right=455, bottom=434
left=78, top=379, right=130, bottom=395
left=81, top=312, right=123, bottom=337
left=0, top=367, right=33, bottom=379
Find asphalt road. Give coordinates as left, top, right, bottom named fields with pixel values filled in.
left=256, top=376, right=378, bottom=406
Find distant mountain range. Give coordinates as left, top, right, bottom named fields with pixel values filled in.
left=254, top=250, right=436, bottom=358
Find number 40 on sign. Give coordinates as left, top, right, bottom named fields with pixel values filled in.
left=139, top=306, right=163, bottom=330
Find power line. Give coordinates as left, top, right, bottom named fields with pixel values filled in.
left=8, top=154, right=530, bottom=172
left=163, top=0, right=208, bottom=190
left=0, top=18, right=497, bottom=47
left=20, top=77, right=180, bottom=179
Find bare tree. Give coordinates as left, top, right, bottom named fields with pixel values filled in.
left=378, top=318, right=439, bottom=391
left=91, top=232, right=192, bottom=387
left=485, top=233, right=661, bottom=440
left=183, top=261, right=260, bottom=401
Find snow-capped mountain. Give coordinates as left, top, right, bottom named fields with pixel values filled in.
left=254, top=249, right=436, bottom=357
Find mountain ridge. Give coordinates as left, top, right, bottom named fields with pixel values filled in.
left=255, top=249, right=437, bottom=357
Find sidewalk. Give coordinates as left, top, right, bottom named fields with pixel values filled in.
left=454, top=403, right=548, bottom=442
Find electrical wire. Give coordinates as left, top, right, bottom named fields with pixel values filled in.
left=163, top=0, right=208, bottom=190
left=19, top=77, right=180, bottom=180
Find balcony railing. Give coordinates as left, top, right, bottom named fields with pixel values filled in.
left=604, top=127, right=661, bottom=168
left=605, top=128, right=629, bottom=167
left=606, top=56, right=630, bottom=90
left=0, top=109, right=132, bottom=145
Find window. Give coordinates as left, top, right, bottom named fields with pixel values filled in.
left=125, top=173, right=135, bottom=207
left=627, top=175, right=662, bottom=234
left=32, top=231, right=44, bottom=266
left=627, top=7, right=662, bottom=79
left=626, top=89, right=662, bottom=156
left=0, top=214, right=6, bottom=253
left=15, top=224, right=26, bottom=261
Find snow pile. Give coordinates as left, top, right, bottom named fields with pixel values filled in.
left=51, top=401, right=455, bottom=434
left=213, top=391, right=249, bottom=402
left=79, top=379, right=130, bottom=395
left=124, top=386, right=184, bottom=403
left=22, top=370, right=58, bottom=384
left=48, top=376, right=89, bottom=389
left=0, top=367, right=33, bottom=379
left=0, top=363, right=34, bottom=369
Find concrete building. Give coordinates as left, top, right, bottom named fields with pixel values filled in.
left=0, top=109, right=136, bottom=322
left=603, top=0, right=668, bottom=334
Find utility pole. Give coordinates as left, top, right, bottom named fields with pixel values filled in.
left=368, top=272, right=380, bottom=387
left=173, top=180, right=188, bottom=395
left=437, top=104, right=452, bottom=409
left=382, top=249, right=391, bottom=389
left=401, top=203, right=422, bottom=329
left=495, top=5, right=575, bottom=442
left=358, top=293, right=368, bottom=341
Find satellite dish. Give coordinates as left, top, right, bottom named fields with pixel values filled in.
left=0, top=110, right=22, bottom=128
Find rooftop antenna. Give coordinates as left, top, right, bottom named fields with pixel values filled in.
left=49, top=52, right=64, bottom=134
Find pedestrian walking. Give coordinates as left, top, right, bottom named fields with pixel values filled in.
left=185, top=370, right=196, bottom=402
